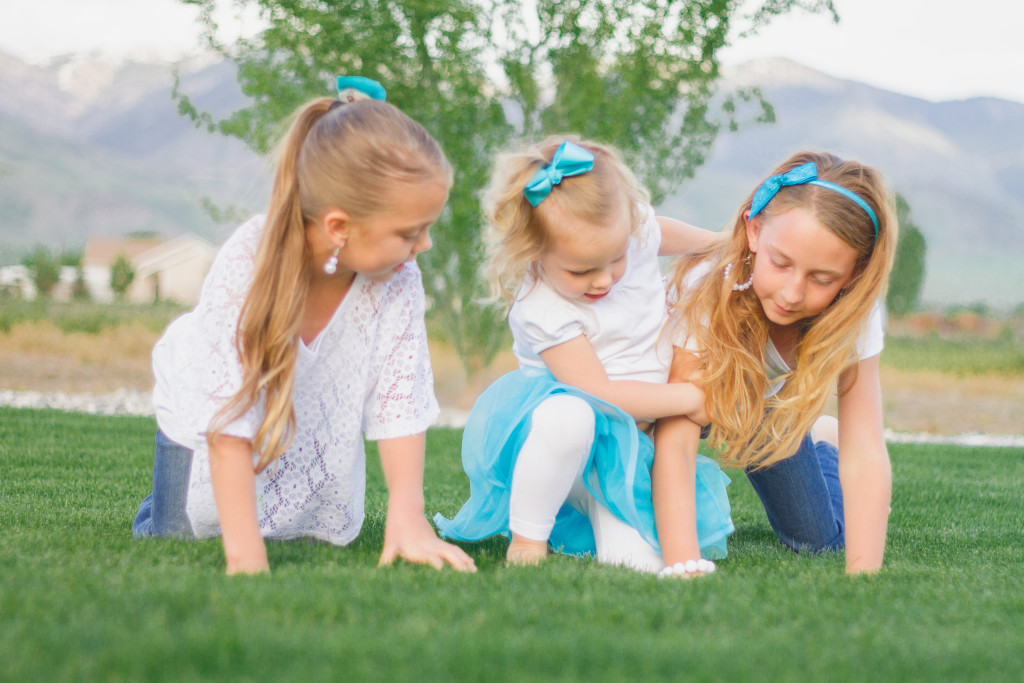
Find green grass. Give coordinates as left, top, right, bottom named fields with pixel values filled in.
left=1, top=407, right=1022, bottom=681
left=0, top=299, right=187, bottom=335
left=883, top=333, right=1024, bottom=376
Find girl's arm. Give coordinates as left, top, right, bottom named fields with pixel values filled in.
left=836, top=354, right=891, bottom=573
left=652, top=347, right=707, bottom=568
left=656, top=216, right=724, bottom=257
left=652, top=415, right=705, bottom=566
left=540, top=336, right=706, bottom=421
left=208, top=434, right=269, bottom=575
left=377, top=433, right=477, bottom=572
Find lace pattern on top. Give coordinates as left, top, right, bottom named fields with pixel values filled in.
left=151, top=216, right=439, bottom=543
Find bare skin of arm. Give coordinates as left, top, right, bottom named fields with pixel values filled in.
left=652, top=348, right=707, bottom=569
left=209, top=432, right=478, bottom=575
left=208, top=434, right=269, bottom=575
left=540, top=336, right=706, bottom=422
left=656, top=216, right=725, bottom=256
left=836, top=355, right=891, bottom=573
left=377, top=432, right=477, bottom=572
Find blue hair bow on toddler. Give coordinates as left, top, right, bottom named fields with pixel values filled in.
left=336, top=75, right=387, bottom=102
left=749, top=161, right=879, bottom=238
left=523, top=141, right=595, bottom=207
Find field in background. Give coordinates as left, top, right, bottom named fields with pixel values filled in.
left=0, top=300, right=1022, bottom=433
left=1, top=407, right=1021, bottom=681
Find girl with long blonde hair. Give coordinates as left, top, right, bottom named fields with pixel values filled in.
left=655, top=150, right=897, bottom=575
left=133, top=77, right=476, bottom=575
left=435, top=136, right=733, bottom=574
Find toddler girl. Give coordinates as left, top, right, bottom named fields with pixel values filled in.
left=435, top=137, right=733, bottom=574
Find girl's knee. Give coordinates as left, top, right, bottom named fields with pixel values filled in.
left=532, top=394, right=596, bottom=437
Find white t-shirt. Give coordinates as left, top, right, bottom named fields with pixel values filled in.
left=674, top=262, right=885, bottom=396
left=151, top=216, right=439, bottom=542
left=508, top=205, right=671, bottom=383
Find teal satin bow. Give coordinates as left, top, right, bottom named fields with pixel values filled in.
left=523, top=141, right=595, bottom=207
left=336, top=75, right=387, bottom=102
left=750, top=161, right=879, bottom=238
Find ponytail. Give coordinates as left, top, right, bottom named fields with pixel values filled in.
left=208, top=96, right=449, bottom=473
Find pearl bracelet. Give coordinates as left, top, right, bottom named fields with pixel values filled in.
left=658, top=558, right=716, bottom=578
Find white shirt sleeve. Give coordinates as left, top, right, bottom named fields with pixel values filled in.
left=152, top=217, right=262, bottom=446
left=362, top=263, right=440, bottom=441
left=857, top=300, right=886, bottom=359
left=509, top=289, right=586, bottom=356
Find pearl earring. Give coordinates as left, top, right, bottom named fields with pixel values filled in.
left=324, top=246, right=340, bottom=275
left=724, top=254, right=753, bottom=292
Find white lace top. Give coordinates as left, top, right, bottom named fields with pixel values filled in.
left=151, top=216, right=440, bottom=543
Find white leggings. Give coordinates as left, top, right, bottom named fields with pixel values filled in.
left=508, top=394, right=664, bottom=573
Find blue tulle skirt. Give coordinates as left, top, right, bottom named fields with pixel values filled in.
left=434, top=370, right=734, bottom=559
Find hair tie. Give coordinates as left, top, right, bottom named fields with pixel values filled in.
left=335, top=75, right=387, bottom=104
left=749, top=161, right=879, bottom=238
left=523, top=141, right=595, bottom=207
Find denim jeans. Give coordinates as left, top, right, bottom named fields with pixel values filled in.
left=745, top=433, right=844, bottom=553
left=132, top=429, right=195, bottom=538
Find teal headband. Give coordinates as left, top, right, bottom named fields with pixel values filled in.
left=336, top=75, right=387, bottom=102
left=522, top=141, right=595, bottom=207
left=749, top=162, right=879, bottom=238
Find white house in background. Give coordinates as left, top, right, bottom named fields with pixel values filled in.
left=83, top=233, right=218, bottom=305
left=0, top=264, right=78, bottom=301
left=1, top=234, right=218, bottom=304
left=127, top=234, right=218, bottom=305
left=0, top=264, right=37, bottom=300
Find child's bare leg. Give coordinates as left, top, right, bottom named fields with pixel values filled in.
left=507, top=394, right=595, bottom=565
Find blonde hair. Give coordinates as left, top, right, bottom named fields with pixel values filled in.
left=667, top=150, right=897, bottom=470
left=209, top=97, right=451, bottom=473
left=483, top=135, right=650, bottom=303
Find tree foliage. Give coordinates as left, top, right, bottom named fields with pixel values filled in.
left=177, top=0, right=835, bottom=374
left=887, top=192, right=927, bottom=316
left=22, top=245, right=60, bottom=299
left=109, top=254, right=136, bottom=300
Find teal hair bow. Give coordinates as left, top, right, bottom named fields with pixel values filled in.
left=336, top=75, right=387, bottom=102
left=523, top=141, right=595, bottom=207
left=749, top=161, right=879, bottom=237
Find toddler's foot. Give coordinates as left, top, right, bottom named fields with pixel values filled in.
left=506, top=534, right=548, bottom=566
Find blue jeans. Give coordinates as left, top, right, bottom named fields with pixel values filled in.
left=133, top=429, right=195, bottom=538
left=745, top=433, right=844, bottom=553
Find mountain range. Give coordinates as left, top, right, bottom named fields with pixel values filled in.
left=1, top=51, right=1022, bottom=309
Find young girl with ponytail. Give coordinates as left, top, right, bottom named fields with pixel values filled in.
left=133, top=77, right=476, bottom=575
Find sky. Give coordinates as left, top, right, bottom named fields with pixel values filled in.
left=1, top=0, right=1023, bottom=105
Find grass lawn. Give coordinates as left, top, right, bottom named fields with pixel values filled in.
left=1, top=407, right=1022, bottom=682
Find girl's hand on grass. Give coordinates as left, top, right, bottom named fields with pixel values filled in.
left=225, top=544, right=270, bottom=576
left=379, top=513, right=477, bottom=573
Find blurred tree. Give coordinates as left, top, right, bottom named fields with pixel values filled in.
left=110, top=254, right=136, bottom=301
left=22, top=245, right=60, bottom=299
left=59, top=248, right=92, bottom=300
left=59, top=248, right=83, bottom=267
left=72, top=267, right=91, bottom=301
left=887, top=193, right=926, bottom=316
left=177, top=0, right=836, bottom=374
